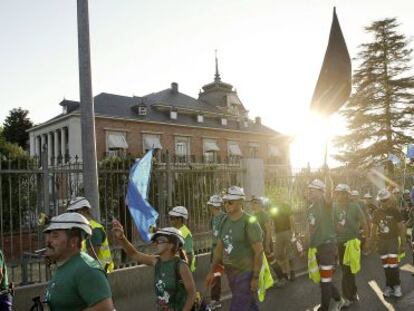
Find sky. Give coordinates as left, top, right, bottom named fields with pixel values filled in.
left=1, top=0, right=413, bottom=168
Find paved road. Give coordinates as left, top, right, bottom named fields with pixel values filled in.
left=220, top=253, right=414, bottom=310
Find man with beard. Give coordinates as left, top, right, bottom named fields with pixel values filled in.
left=43, top=212, right=114, bottom=311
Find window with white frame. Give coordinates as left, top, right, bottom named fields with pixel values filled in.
left=203, top=138, right=219, bottom=163
left=221, top=118, right=227, bottom=126
left=175, top=136, right=190, bottom=162
left=138, top=106, right=147, bottom=116
left=227, top=141, right=242, bottom=159
left=143, top=134, right=163, bottom=153
left=197, top=114, right=204, bottom=123
left=170, top=111, right=177, bottom=120
left=106, top=131, right=128, bottom=157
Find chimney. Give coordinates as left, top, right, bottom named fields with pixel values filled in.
left=171, top=82, right=178, bottom=93
left=255, top=116, right=261, bottom=125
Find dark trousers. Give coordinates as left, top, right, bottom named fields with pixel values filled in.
left=211, top=275, right=222, bottom=301
left=378, top=238, right=401, bottom=288
left=0, top=293, right=12, bottom=311
left=338, top=242, right=358, bottom=300
left=316, top=242, right=340, bottom=311
left=226, top=270, right=259, bottom=311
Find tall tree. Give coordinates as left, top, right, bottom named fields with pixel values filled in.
left=2, top=107, right=33, bottom=149
left=334, top=18, right=414, bottom=170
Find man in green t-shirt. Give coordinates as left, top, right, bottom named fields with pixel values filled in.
left=43, top=212, right=114, bottom=311
left=169, top=206, right=196, bottom=272
left=207, top=194, right=226, bottom=310
left=206, top=186, right=263, bottom=311
left=307, top=179, right=344, bottom=311
left=333, top=184, right=369, bottom=307
left=0, top=249, right=12, bottom=310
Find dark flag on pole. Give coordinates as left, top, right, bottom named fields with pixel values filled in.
left=310, top=7, right=352, bottom=116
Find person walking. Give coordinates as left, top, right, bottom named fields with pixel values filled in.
left=168, top=206, right=196, bottom=272
left=66, top=197, right=114, bottom=273
left=372, top=189, right=406, bottom=298
left=206, top=186, right=263, bottom=311
left=43, top=212, right=114, bottom=311
left=207, top=195, right=226, bottom=310
left=112, top=221, right=196, bottom=311
left=307, top=179, right=345, bottom=311
left=333, top=184, right=369, bottom=307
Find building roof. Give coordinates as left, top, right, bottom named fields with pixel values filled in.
left=29, top=85, right=284, bottom=137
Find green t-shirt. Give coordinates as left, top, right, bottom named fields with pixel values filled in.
left=308, top=199, right=336, bottom=248
left=0, top=250, right=8, bottom=290
left=154, top=257, right=187, bottom=311
left=90, top=227, right=106, bottom=247
left=333, top=202, right=365, bottom=242
left=211, top=212, right=226, bottom=248
left=45, top=252, right=112, bottom=311
left=219, top=212, right=263, bottom=272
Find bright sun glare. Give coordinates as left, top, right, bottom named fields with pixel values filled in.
left=290, top=113, right=346, bottom=169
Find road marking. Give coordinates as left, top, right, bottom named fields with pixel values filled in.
left=400, top=263, right=414, bottom=274
left=368, top=280, right=396, bottom=311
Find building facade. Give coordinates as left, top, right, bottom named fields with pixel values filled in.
left=28, top=68, right=290, bottom=165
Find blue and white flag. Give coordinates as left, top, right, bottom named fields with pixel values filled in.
left=406, top=144, right=414, bottom=159
left=126, top=149, right=158, bottom=242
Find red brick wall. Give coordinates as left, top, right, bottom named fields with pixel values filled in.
left=95, top=117, right=289, bottom=162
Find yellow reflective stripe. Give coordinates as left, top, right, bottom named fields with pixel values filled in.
left=86, top=219, right=114, bottom=273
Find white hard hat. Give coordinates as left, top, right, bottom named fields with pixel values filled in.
left=151, top=227, right=184, bottom=246
left=351, top=190, right=360, bottom=197
left=404, top=189, right=410, bottom=194
left=377, top=189, right=391, bottom=201
left=43, top=212, right=92, bottom=236
left=308, top=179, right=326, bottom=192
left=67, top=197, right=91, bottom=211
left=222, top=186, right=246, bottom=201
left=207, top=195, right=223, bottom=207
left=392, top=188, right=400, bottom=194
left=363, top=193, right=372, bottom=199
left=334, top=184, right=351, bottom=194
left=168, top=206, right=189, bottom=219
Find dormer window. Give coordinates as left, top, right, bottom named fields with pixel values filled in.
left=170, top=110, right=178, bottom=120
left=221, top=118, right=227, bottom=126
left=62, top=105, right=67, bottom=114
left=197, top=115, right=204, bottom=123
left=138, top=106, right=147, bottom=116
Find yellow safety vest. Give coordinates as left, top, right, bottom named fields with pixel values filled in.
left=82, top=219, right=114, bottom=273
left=308, top=248, right=320, bottom=283
left=343, top=239, right=361, bottom=274
left=179, top=225, right=196, bottom=272
left=258, top=254, right=274, bottom=302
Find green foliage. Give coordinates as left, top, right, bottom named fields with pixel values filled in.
left=2, top=107, right=33, bottom=149
left=334, top=18, right=414, bottom=170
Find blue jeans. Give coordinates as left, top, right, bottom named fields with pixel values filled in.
left=0, top=293, right=12, bottom=311
left=226, top=270, right=259, bottom=311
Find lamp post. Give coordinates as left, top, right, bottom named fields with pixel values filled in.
left=77, top=0, right=100, bottom=220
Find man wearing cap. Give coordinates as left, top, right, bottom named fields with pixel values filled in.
left=206, top=186, right=263, bottom=311
left=67, top=197, right=114, bottom=273
left=169, top=206, right=196, bottom=272
left=207, top=195, right=226, bottom=310
left=372, top=189, right=405, bottom=298
left=333, top=184, right=369, bottom=307
left=44, top=212, right=114, bottom=311
left=307, top=179, right=344, bottom=311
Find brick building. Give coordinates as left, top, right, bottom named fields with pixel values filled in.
left=28, top=66, right=290, bottom=164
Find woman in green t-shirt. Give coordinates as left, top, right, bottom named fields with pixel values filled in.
left=112, top=221, right=196, bottom=311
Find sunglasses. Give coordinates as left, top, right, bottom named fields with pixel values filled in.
left=154, top=238, right=169, bottom=245
left=169, top=216, right=181, bottom=221
left=224, top=200, right=236, bottom=205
